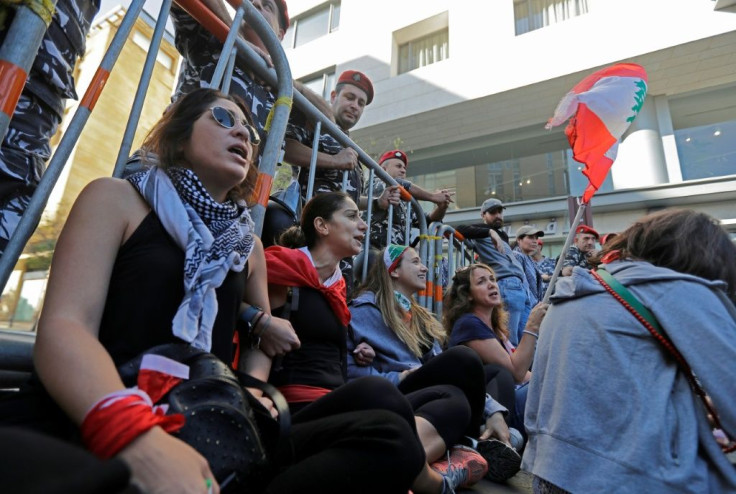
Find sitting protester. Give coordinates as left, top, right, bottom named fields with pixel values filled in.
left=443, top=264, right=548, bottom=435
left=259, top=192, right=476, bottom=493
left=349, top=245, right=523, bottom=482
left=524, top=209, right=736, bottom=493
left=0, top=89, right=424, bottom=494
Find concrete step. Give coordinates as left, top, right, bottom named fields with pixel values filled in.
left=466, top=470, right=532, bottom=494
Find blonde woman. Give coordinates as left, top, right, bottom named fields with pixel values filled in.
left=349, top=245, right=523, bottom=483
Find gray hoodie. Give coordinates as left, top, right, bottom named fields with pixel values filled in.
left=523, top=260, right=736, bottom=493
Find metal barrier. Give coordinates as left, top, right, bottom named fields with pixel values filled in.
left=0, top=0, right=473, bottom=374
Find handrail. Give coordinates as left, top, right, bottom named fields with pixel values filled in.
left=0, top=0, right=57, bottom=142
left=0, top=0, right=147, bottom=292
left=112, top=0, right=173, bottom=178
left=174, top=0, right=293, bottom=234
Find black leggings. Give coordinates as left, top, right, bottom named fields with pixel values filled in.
left=268, top=376, right=426, bottom=493
left=399, top=346, right=487, bottom=443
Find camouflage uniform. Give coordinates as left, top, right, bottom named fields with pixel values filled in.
left=286, top=108, right=363, bottom=204
left=170, top=6, right=275, bottom=139
left=0, top=0, right=100, bottom=253
left=562, top=245, right=592, bottom=270
left=536, top=255, right=556, bottom=295
left=366, top=176, right=421, bottom=249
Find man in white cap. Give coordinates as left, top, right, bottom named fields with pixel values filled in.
left=456, top=199, right=532, bottom=346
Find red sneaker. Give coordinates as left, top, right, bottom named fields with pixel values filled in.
left=431, top=445, right=488, bottom=490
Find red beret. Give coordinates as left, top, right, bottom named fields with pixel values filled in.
left=378, top=150, right=408, bottom=167
left=273, top=0, right=289, bottom=30
left=576, top=224, right=599, bottom=239
left=337, top=70, right=374, bottom=105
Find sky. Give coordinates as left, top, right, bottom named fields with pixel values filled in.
left=95, top=0, right=172, bottom=31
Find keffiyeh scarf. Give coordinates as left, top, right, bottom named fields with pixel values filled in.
left=127, top=167, right=255, bottom=351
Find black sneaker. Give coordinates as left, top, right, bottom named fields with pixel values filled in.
left=475, top=438, right=521, bottom=482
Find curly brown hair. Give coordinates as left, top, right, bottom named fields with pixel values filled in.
left=442, top=264, right=510, bottom=343
left=141, top=88, right=259, bottom=204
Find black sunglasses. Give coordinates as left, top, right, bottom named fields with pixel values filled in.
left=209, top=106, right=261, bottom=145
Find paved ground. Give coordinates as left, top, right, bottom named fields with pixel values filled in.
left=467, top=471, right=533, bottom=493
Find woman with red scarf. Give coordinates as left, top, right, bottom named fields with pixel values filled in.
left=253, top=192, right=467, bottom=494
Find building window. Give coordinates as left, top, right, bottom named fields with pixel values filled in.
left=398, top=28, right=449, bottom=74
left=514, top=0, right=590, bottom=35
left=300, top=70, right=336, bottom=100
left=409, top=148, right=580, bottom=210
left=670, top=85, right=736, bottom=181
left=283, top=1, right=340, bottom=49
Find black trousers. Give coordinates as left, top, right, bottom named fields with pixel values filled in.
left=267, top=376, right=426, bottom=494
left=399, top=346, right=487, bottom=442
left=0, top=427, right=137, bottom=494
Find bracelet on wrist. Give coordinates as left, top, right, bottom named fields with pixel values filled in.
left=252, top=311, right=266, bottom=332
left=523, top=330, right=539, bottom=339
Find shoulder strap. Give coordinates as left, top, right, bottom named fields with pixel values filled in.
left=594, top=268, right=664, bottom=335
left=591, top=267, right=736, bottom=454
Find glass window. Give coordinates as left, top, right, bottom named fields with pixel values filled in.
left=284, top=1, right=341, bottom=49
left=398, top=28, right=449, bottom=74
left=294, top=7, right=329, bottom=46
left=514, top=0, right=590, bottom=35
left=675, top=120, right=736, bottom=180
left=670, top=85, right=736, bottom=181
left=408, top=148, right=592, bottom=210
left=300, top=70, right=335, bottom=100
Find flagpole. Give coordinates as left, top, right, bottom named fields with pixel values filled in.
left=542, top=199, right=587, bottom=303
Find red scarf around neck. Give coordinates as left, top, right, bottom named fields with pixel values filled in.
left=265, top=246, right=351, bottom=326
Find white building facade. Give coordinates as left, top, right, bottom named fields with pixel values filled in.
left=283, top=0, right=736, bottom=251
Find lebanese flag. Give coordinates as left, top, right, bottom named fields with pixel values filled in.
left=137, top=354, right=190, bottom=403
left=546, top=63, right=648, bottom=203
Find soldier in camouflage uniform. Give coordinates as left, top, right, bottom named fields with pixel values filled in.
left=367, top=149, right=451, bottom=249
left=170, top=0, right=289, bottom=140
left=0, top=0, right=100, bottom=254
left=561, top=224, right=599, bottom=276
left=285, top=70, right=375, bottom=206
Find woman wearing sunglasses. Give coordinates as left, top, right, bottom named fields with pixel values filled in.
left=24, top=88, right=424, bottom=494
left=348, top=245, right=523, bottom=484
left=443, top=264, right=548, bottom=435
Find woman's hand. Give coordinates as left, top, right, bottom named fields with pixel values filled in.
left=119, top=426, right=219, bottom=494
left=480, top=411, right=511, bottom=446
left=352, top=342, right=375, bottom=366
left=258, top=316, right=300, bottom=358
left=398, top=366, right=420, bottom=382
left=525, top=302, right=549, bottom=333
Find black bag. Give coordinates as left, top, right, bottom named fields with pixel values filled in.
left=118, top=343, right=290, bottom=493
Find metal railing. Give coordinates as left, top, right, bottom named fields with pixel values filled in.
left=0, top=0, right=474, bottom=376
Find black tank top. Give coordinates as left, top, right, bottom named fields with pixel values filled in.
left=98, top=212, right=246, bottom=365
left=268, top=287, right=347, bottom=390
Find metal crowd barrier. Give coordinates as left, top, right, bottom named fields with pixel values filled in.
left=0, top=0, right=474, bottom=377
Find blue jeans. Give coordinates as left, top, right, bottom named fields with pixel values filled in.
left=498, top=276, right=531, bottom=346
left=513, top=381, right=529, bottom=438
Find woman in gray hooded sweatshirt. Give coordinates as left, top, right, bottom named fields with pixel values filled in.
left=523, top=208, right=736, bottom=493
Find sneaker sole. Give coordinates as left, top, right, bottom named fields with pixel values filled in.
left=476, top=440, right=522, bottom=483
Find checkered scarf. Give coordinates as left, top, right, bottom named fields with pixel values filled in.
left=127, top=167, right=254, bottom=351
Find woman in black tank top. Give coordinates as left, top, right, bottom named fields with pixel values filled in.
left=27, top=88, right=429, bottom=494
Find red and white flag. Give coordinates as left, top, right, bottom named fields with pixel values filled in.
left=546, top=63, right=648, bottom=203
